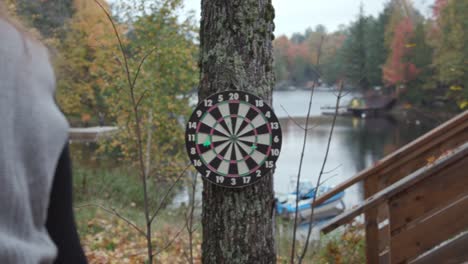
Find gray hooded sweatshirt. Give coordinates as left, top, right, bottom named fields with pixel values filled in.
left=0, top=18, right=69, bottom=263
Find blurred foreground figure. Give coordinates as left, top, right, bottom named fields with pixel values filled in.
left=0, top=9, right=87, bottom=264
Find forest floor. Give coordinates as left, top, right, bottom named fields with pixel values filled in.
left=73, top=167, right=365, bottom=263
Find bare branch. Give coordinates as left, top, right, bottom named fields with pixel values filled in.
left=93, top=0, right=133, bottom=92
left=290, top=35, right=325, bottom=264
left=298, top=80, right=344, bottom=262
left=322, top=164, right=342, bottom=174
left=279, top=104, right=319, bottom=132
left=136, top=89, right=150, bottom=109
left=280, top=104, right=306, bottom=131
left=186, top=172, right=198, bottom=264
left=152, top=221, right=188, bottom=257
left=150, top=163, right=191, bottom=223
left=132, top=46, right=159, bottom=88
left=76, top=203, right=146, bottom=237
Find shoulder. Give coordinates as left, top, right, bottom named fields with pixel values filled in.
left=0, top=17, right=55, bottom=95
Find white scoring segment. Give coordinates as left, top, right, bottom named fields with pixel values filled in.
left=202, top=113, right=230, bottom=136
left=251, top=150, right=266, bottom=164
left=234, top=103, right=250, bottom=134
left=212, top=135, right=229, bottom=142
left=197, top=133, right=209, bottom=145
left=237, top=160, right=249, bottom=174
left=214, top=141, right=230, bottom=154
left=237, top=141, right=253, bottom=155
left=237, top=124, right=252, bottom=138
left=251, top=114, right=266, bottom=128
left=218, top=103, right=234, bottom=134
left=234, top=144, right=243, bottom=161
left=257, top=134, right=271, bottom=145
left=238, top=135, right=255, bottom=143
left=224, top=142, right=234, bottom=160
left=201, top=149, right=217, bottom=163
left=217, top=160, right=230, bottom=175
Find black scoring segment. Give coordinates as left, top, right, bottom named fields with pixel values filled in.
left=209, top=157, right=222, bottom=170
left=209, top=107, right=231, bottom=134
left=228, top=163, right=238, bottom=175
left=218, top=143, right=231, bottom=158
left=244, top=156, right=258, bottom=171
left=229, top=102, right=239, bottom=135
left=255, top=124, right=270, bottom=135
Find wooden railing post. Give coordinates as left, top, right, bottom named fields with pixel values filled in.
left=364, top=176, right=379, bottom=263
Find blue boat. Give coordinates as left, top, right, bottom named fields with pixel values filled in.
left=276, top=182, right=345, bottom=221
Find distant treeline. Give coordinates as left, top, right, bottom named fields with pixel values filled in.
left=273, top=0, right=467, bottom=111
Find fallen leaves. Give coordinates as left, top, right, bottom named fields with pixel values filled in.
left=79, top=212, right=202, bottom=264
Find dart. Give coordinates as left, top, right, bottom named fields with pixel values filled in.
left=203, top=138, right=211, bottom=147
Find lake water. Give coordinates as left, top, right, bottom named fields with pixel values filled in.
left=271, top=90, right=437, bottom=209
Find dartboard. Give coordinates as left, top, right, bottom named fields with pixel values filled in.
left=185, top=90, right=282, bottom=188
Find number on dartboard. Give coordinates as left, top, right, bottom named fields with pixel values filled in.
left=188, top=122, right=197, bottom=129
left=229, top=92, right=239, bottom=100
left=188, top=134, right=195, bottom=142
left=204, top=99, right=213, bottom=107
left=185, top=91, right=282, bottom=188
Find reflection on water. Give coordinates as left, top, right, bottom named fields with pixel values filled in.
left=273, top=90, right=438, bottom=210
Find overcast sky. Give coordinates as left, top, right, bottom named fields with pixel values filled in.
left=179, top=0, right=434, bottom=37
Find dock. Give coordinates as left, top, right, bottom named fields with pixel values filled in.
left=69, top=126, right=118, bottom=143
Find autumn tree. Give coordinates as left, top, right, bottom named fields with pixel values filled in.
left=14, top=0, right=73, bottom=38
left=198, top=0, right=276, bottom=262
left=431, top=0, right=468, bottom=109
left=99, top=0, right=198, bottom=180
left=54, top=0, right=119, bottom=124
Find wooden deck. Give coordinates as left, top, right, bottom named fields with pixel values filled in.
left=315, top=110, right=468, bottom=263
left=69, top=126, right=118, bottom=142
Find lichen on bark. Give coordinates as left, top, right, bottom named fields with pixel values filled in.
left=198, top=0, right=277, bottom=263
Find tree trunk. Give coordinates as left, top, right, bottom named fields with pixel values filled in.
left=198, top=0, right=276, bottom=263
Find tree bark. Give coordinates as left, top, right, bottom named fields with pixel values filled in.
left=198, top=0, right=276, bottom=263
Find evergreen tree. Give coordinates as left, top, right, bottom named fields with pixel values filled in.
left=341, top=4, right=370, bottom=91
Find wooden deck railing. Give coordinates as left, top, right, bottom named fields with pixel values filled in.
left=314, top=110, right=468, bottom=263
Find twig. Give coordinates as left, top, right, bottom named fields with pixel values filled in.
left=298, top=80, right=344, bottom=262
left=280, top=104, right=307, bottom=130
left=290, top=35, right=324, bottom=264
left=94, top=1, right=155, bottom=261
left=149, top=163, right=191, bottom=223
left=186, top=171, right=198, bottom=264
left=145, top=110, right=153, bottom=178
left=152, top=221, right=188, bottom=257
left=76, top=203, right=146, bottom=237
left=279, top=104, right=319, bottom=132
left=322, top=164, right=342, bottom=174
left=132, top=46, right=159, bottom=88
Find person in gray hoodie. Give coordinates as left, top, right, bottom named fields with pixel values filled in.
left=0, top=8, right=87, bottom=264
